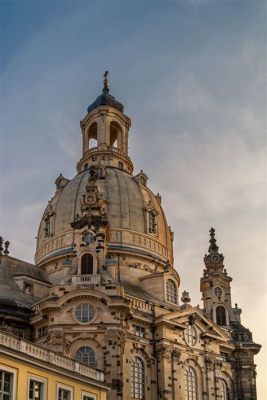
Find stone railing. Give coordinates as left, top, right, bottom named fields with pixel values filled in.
left=71, top=274, right=101, bottom=285
left=85, top=146, right=131, bottom=161
left=0, top=331, right=104, bottom=382
left=126, top=296, right=154, bottom=315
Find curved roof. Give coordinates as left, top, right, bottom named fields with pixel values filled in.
left=87, top=90, right=124, bottom=114
left=36, top=167, right=173, bottom=263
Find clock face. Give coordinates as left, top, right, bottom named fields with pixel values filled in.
left=86, top=193, right=96, bottom=205
left=214, top=287, right=222, bottom=298
left=211, top=254, right=220, bottom=263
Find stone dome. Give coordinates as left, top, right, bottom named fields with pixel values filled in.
left=35, top=167, right=173, bottom=266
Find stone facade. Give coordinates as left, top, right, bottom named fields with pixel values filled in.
left=0, top=76, right=261, bottom=400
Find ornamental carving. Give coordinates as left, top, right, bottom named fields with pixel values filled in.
left=71, top=167, right=108, bottom=231
left=104, top=328, right=127, bottom=347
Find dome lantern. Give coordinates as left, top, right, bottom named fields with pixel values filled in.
left=77, top=72, right=133, bottom=174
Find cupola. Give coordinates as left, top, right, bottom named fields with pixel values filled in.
left=77, top=72, right=133, bottom=174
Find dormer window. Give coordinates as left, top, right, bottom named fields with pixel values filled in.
left=148, top=211, right=157, bottom=234
left=24, top=282, right=33, bottom=294
left=43, top=204, right=54, bottom=238
left=134, top=170, right=148, bottom=187
left=145, top=201, right=158, bottom=235
left=44, top=219, right=50, bottom=237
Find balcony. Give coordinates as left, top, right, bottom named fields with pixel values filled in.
left=0, top=331, right=104, bottom=382
left=71, top=274, right=101, bottom=285
left=85, top=146, right=131, bottom=162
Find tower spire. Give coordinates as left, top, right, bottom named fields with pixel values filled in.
left=103, top=70, right=109, bottom=94
left=204, top=227, right=224, bottom=269
left=208, top=227, right=219, bottom=253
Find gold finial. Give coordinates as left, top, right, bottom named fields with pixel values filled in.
left=103, top=70, right=109, bottom=93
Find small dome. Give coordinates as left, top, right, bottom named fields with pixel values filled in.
left=87, top=90, right=124, bottom=114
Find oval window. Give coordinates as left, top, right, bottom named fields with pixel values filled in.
left=75, top=304, right=95, bottom=323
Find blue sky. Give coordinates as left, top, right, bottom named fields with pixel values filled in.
left=1, top=0, right=266, bottom=396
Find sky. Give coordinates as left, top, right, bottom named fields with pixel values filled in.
left=0, top=0, right=266, bottom=397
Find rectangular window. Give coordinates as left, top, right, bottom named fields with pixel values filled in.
left=82, top=396, right=96, bottom=400
left=28, top=379, right=44, bottom=400
left=24, top=282, right=33, bottom=294
left=0, top=370, right=13, bottom=400
left=57, top=384, right=73, bottom=400
left=37, top=326, right=47, bottom=339
left=134, top=325, right=145, bottom=337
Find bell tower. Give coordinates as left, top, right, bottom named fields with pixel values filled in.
left=200, top=228, right=238, bottom=326
left=77, top=72, right=133, bottom=174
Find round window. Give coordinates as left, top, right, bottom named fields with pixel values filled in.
left=184, top=324, right=197, bottom=347
left=75, top=304, right=95, bottom=323
left=214, top=287, right=222, bottom=298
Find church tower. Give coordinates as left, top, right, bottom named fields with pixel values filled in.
left=201, top=228, right=261, bottom=400
left=200, top=227, right=238, bottom=327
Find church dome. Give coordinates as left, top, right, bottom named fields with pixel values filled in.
left=35, top=167, right=173, bottom=266
left=35, top=74, right=174, bottom=283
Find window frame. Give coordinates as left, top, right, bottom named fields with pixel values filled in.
left=80, top=253, right=94, bottom=275
left=166, top=279, right=178, bottom=304
left=221, top=379, right=231, bottom=400
left=75, top=303, right=95, bottom=324
left=27, top=374, right=47, bottom=400
left=184, top=366, right=197, bottom=400
left=148, top=211, right=157, bottom=235
left=214, top=286, right=222, bottom=298
left=133, top=325, right=145, bottom=338
left=184, top=324, right=197, bottom=347
left=56, top=383, right=73, bottom=400
left=0, top=364, right=17, bottom=400
left=131, top=356, right=145, bottom=400
left=215, top=305, right=227, bottom=326
left=81, top=392, right=97, bottom=400
left=75, top=346, right=96, bottom=368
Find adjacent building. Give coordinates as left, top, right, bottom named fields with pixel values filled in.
left=0, top=330, right=108, bottom=400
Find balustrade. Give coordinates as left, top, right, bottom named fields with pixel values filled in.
left=0, top=331, right=104, bottom=381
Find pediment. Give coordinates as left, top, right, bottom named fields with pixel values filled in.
left=156, top=307, right=231, bottom=341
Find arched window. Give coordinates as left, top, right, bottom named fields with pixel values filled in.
left=216, top=305, right=227, bottom=326
left=148, top=211, right=157, bottom=234
left=44, top=218, right=51, bottom=238
left=166, top=279, right=177, bottom=304
left=131, top=357, right=145, bottom=399
left=184, top=324, right=197, bottom=347
left=221, top=379, right=231, bottom=400
left=185, top=367, right=197, bottom=400
left=88, top=122, right=97, bottom=149
left=81, top=254, right=94, bottom=275
left=43, top=205, right=54, bottom=238
left=110, top=121, right=122, bottom=149
left=75, top=346, right=96, bottom=367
